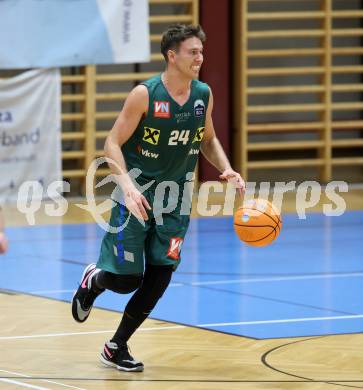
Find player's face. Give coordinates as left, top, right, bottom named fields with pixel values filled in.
left=172, top=37, right=203, bottom=79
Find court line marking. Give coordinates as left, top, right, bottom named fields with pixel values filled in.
left=0, top=315, right=362, bottom=341
left=30, top=282, right=184, bottom=294
left=29, top=272, right=363, bottom=294
left=0, top=325, right=186, bottom=340
left=29, top=290, right=74, bottom=294
left=187, top=272, right=363, bottom=286
left=0, top=369, right=86, bottom=390
left=198, top=314, right=363, bottom=327
left=0, top=378, right=50, bottom=389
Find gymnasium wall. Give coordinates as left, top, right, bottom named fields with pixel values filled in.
left=233, top=0, right=363, bottom=183
left=0, top=0, right=362, bottom=196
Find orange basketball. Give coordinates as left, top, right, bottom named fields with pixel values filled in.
left=233, top=199, right=282, bottom=247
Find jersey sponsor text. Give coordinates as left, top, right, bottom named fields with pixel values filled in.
left=140, top=148, right=159, bottom=159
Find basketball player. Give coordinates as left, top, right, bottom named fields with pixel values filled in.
left=0, top=208, right=8, bottom=254
left=72, top=24, right=245, bottom=372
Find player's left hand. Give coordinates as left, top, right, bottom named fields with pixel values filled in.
left=220, top=168, right=245, bottom=195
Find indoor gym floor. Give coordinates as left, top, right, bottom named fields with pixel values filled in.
left=0, top=189, right=362, bottom=389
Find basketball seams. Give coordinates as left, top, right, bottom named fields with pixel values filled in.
left=233, top=224, right=275, bottom=243
left=273, top=227, right=277, bottom=240
left=273, top=214, right=282, bottom=225
left=241, top=228, right=275, bottom=243
left=233, top=223, right=275, bottom=228
left=234, top=201, right=282, bottom=246
left=239, top=206, right=281, bottom=226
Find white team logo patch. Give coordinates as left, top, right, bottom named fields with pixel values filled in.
left=194, top=99, right=205, bottom=117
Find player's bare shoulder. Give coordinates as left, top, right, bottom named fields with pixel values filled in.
left=124, top=84, right=149, bottom=116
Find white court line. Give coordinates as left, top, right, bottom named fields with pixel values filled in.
left=0, top=325, right=185, bottom=341
left=29, top=272, right=363, bottom=294
left=30, top=290, right=74, bottom=294
left=198, top=314, right=363, bottom=327
left=0, top=378, right=50, bottom=390
left=188, top=272, right=363, bottom=286
left=0, top=315, right=362, bottom=341
left=30, top=282, right=184, bottom=294
left=0, top=369, right=86, bottom=390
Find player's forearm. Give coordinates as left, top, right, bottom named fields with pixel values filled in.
left=201, top=137, right=232, bottom=173
left=104, top=139, right=135, bottom=192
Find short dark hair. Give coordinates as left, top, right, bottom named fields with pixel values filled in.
left=160, top=24, right=206, bottom=62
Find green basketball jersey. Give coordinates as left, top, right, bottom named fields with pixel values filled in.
left=122, top=74, right=210, bottom=184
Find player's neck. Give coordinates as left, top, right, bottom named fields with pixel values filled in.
left=162, top=69, right=191, bottom=97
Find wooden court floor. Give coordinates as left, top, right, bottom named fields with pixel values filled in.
left=0, top=293, right=362, bottom=390
left=1, top=189, right=362, bottom=389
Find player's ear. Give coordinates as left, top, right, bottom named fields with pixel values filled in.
left=167, top=49, right=176, bottom=64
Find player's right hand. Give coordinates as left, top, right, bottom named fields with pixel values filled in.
left=124, top=187, right=151, bottom=221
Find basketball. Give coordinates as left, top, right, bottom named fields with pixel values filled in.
left=233, top=199, right=282, bottom=247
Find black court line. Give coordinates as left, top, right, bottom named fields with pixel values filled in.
left=0, top=289, right=16, bottom=295
left=50, top=257, right=363, bottom=282
left=2, top=258, right=362, bottom=340
left=261, top=337, right=363, bottom=389
left=25, top=255, right=363, bottom=281
left=3, top=248, right=363, bottom=340
left=57, top=258, right=363, bottom=280
left=3, top=287, right=363, bottom=341
left=181, top=283, right=357, bottom=316
left=0, top=288, right=258, bottom=340
left=1, top=377, right=363, bottom=383
left=11, top=253, right=363, bottom=281
left=26, top=255, right=363, bottom=318
left=59, top=261, right=363, bottom=280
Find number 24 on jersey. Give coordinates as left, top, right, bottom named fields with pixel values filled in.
left=168, top=130, right=190, bottom=146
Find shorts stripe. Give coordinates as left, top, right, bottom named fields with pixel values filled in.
left=116, top=204, right=126, bottom=263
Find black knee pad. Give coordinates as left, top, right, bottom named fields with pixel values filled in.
left=125, top=264, right=174, bottom=319
left=96, top=271, right=143, bottom=294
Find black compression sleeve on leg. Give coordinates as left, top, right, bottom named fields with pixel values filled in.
left=111, top=264, right=173, bottom=346
left=94, top=270, right=142, bottom=294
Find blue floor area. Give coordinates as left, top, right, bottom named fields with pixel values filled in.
left=1, top=211, right=362, bottom=339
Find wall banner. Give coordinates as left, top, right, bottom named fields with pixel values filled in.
left=0, top=69, right=62, bottom=202
left=0, top=0, right=150, bottom=69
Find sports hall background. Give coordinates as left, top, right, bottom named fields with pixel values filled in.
left=0, top=1, right=362, bottom=389
left=2, top=0, right=362, bottom=192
